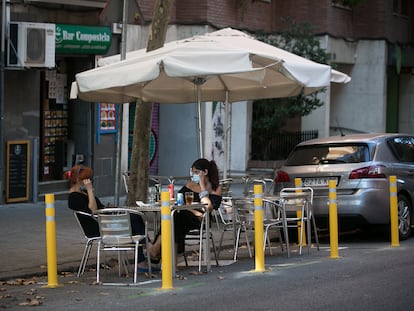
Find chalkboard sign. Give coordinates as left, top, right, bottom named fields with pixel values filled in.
left=6, top=140, right=30, bottom=203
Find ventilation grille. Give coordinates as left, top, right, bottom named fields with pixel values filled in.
left=25, top=27, right=46, bottom=64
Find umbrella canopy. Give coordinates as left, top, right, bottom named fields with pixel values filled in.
left=71, top=28, right=350, bottom=104
left=70, top=28, right=350, bottom=175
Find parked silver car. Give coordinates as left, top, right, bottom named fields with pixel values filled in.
left=274, top=133, right=414, bottom=239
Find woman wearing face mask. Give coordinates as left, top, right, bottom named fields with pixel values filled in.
left=66, top=164, right=158, bottom=273
left=149, top=158, right=222, bottom=263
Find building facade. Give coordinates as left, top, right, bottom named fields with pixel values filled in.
left=1, top=0, right=413, bottom=202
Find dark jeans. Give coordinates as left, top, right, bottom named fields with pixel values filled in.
left=173, top=210, right=202, bottom=254
left=130, top=214, right=146, bottom=263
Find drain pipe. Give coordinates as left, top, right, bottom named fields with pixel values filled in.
left=0, top=0, right=9, bottom=204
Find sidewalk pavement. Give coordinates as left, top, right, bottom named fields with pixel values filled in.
left=0, top=183, right=251, bottom=281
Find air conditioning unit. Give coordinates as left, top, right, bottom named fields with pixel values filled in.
left=7, top=22, right=55, bottom=68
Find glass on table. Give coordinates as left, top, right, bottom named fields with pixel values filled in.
left=147, top=187, right=157, bottom=203
left=185, top=192, right=194, bottom=205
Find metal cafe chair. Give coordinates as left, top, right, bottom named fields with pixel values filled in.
left=182, top=211, right=219, bottom=272
left=262, top=198, right=285, bottom=255
left=73, top=211, right=101, bottom=277
left=122, top=171, right=129, bottom=193
left=216, top=196, right=241, bottom=260
left=232, top=198, right=283, bottom=260
left=210, top=178, right=234, bottom=230
left=171, top=204, right=219, bottom=273
left=232, top=198, right=255, bottom=260
left=263, top=178, right=275, bottom=195
left=279, top=187, right=320, bottom=257
left=219, top=178, right=233, bottom=197
left=96, top=208, right=151, bottom=284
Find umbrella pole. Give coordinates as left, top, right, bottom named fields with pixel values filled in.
left=223, top=99, right=230, bottom=179
left=196, top=81, right=203, bottom=158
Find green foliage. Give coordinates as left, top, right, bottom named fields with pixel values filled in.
left=252, top=17, right=330, bottom=160
left=257, top=19, right=328, bottom=65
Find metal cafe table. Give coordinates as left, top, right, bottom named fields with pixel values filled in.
left=130, top=202, right=211, bottom=274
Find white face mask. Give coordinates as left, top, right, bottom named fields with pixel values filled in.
left=191, top=174, right=200, bottom=183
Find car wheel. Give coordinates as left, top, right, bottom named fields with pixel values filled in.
left=398, top=194, right=412, bottom=240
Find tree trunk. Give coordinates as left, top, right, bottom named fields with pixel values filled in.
left=126, top=0, right=173, bottom=206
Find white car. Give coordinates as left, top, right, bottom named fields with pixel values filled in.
left=274, top=133, right=414, bottom=239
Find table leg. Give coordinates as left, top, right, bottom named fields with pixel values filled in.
left=205, top=210, right=211, bottom=271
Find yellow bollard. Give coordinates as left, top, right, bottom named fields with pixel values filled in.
left=294, top=178, right=306, bottom=247
left=44, top=194, right=60, bottom=288
left=328, top=180, right=339, bottom=259
left=160, top=191, right=173, bottom=289
left=253, top=184, right=265, bottom=272
left=389, top=176, right=400, bottom=247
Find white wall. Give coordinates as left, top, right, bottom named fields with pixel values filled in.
left=229, top=101, right=251, bottom=173
left=302, top=90, right=330, bottom=137
left=332, top=40, right=387, bottom=133
left=305, top=39, right=388, bottom=137
left=398, top=74, right=414, bottom=133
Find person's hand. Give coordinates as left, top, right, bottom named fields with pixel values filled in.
left=199, top=171, right=208, bottom=189
left=82, top=178, right=93, bottom=192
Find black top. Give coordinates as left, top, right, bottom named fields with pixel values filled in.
left=178, top=185, right=222, bottom=210
left=68, top=191, right=104, bottom=238
left=68, top=191, right=104, bottom=213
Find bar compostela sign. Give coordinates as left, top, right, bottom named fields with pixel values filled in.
left=55, top=24, right=111, bottom=54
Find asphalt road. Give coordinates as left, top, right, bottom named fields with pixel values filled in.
left=2, top=231, right=414, bottom=311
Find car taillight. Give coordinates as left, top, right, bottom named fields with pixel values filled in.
left=349, top=165, right=386, bottom=179
left=275, top=170, right=290, bottom=183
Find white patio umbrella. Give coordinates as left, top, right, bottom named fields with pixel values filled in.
left=70, top=28, right=350, bottom=172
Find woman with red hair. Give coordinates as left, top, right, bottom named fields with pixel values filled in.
left=66, top=164, right=157, bottom=273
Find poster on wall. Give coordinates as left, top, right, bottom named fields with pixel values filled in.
left=46, top=70, right=67, bottom=104
left=97, top=103, right=117, bottom=143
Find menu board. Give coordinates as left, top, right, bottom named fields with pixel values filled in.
left=6, top=140, right=30, bottom=203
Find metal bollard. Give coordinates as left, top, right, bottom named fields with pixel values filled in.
left=294, top=178, right=306, bottom=247
left=160, top=191, right=173, bottom=289
left=45, top=194, right=60, bottom=288
left=389, top=176, right=400, bottom=247
left=328, top=180, right=339, bottom=259
left=253, top=184, right=265, bottom=272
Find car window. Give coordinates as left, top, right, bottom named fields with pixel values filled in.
left=286, top=144, right=370, bottom=165
left=388, top=136, right=414, bottom=162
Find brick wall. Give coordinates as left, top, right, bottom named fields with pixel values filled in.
left=148, top=0, right=411, bottom=44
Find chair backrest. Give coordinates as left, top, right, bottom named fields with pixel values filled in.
left=279, top=187, right=313, bottom=212
left=217, top=196, right=234, bottom=224
left=219, top=178, right=233, bottom=197
left=263, top=178, right=275, bottom=195
left=97, top=208, right=133, bottom=245
left=243, top=178, right=271, bottom=196
left=74, top=211, right=100, bottom=239
left=262, top=198, right=281, bottom=220
left=232, top=198, right=254, bottom=224
left=122, top=171, right=129, bottom=193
